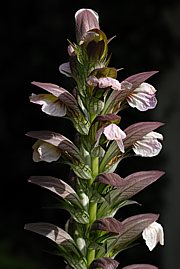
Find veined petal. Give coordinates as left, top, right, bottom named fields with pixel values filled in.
left=142, top=221, right=164, bottom=251
left=75, top=8, right=99, bottom=42
left=133, top=131, right=163, bottom=157
left=127, top=82, right=157, bottom=111
left=87, top=76, right=121, bottom=91
left=32, top=140, right=61, bottom=163
left=30, top=94, right=66, bottom=117
left=103, top=124, right=126, bottom=140
left=103, top=124, right=126, bottom=152
left=59, top=62, right=71, bottom=77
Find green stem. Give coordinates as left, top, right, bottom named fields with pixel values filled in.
left=92, top=156, right=99, bottom=180
left=87, top=156, right=99, bottom=267
left=89, top=201, right=97, bottom=224
left=87, top=202, right=97, bottom=268
left=87, top=247, right=96, bottom=268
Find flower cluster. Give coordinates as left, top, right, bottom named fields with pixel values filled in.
left=25, top=8, right=164, bottom=269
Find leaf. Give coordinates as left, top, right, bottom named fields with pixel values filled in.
left=93, top=217, right=123, bottom=234
left=89, top=257, right=119, bottom=269
left=28, top=176, right=82, bottom=207
left=124, top=122, right=164, bottom=148
left=108, top=213, right=159, bottom=256
left=122, top=264, right=158, bottom=269
left=26, top=130, right=83, bottom=164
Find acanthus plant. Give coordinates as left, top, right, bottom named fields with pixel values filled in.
left=25, top=8, right=165, bottom=269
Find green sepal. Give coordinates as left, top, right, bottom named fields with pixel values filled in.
left=99, top=141, right=122, bottom=173
left=86, top=96, right=104, bottom=122
left=71, top=114, right=91, bottom=135
left=90, top=67, right=117, bottom=79
left=71, top=163, right=92, bottom=180
left=91, top=145, right=105, bottom=159
left=85, top=29, right=108, bottom=63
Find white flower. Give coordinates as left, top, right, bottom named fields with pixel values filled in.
left=142, top=221, right=164, bottom=251
left=133, top=131, right=163, bottom=157
left=32, top=140, right=61, bottom=163
left=103, top=123, right=126, bottom=152
left=127, top=82, right=157, bottom=111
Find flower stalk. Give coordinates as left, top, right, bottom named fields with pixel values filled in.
left=25, top=8, right=165, bottom=269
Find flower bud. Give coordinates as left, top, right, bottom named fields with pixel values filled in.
left=75, top=8, right=100, bottom=43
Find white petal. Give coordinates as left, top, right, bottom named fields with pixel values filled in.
left=30, top=94, right=66, bottom=117
left=87, top=76, right=121, bottom=91
left=142, top=221, right=164, bottom=251
left=127, top=82, right=157, bottom=111
left=98, top=77, right=121, bottom=91
left=133, top=131, right=163, bottom=157
left=133, top=139, right=162, bottom=157
left=103, top=124, right=126, bottom=140
left=145, top=131, right=163, bottom=140
left=32, top=141, right=61, bottom=163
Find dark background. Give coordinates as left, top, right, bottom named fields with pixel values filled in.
left=1, top=0, right=180, bottom=268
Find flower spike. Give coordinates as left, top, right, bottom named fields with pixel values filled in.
left=25, top=7, right=165, bottom=269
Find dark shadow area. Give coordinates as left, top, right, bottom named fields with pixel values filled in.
left=1, top=0, right=180, bottom=268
